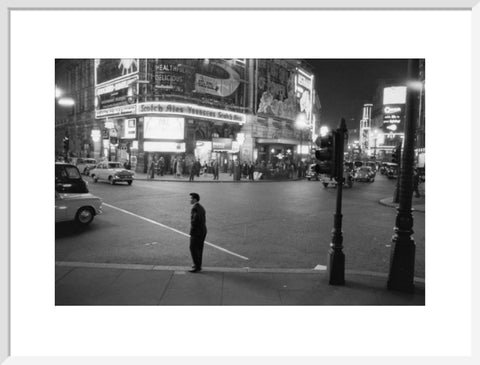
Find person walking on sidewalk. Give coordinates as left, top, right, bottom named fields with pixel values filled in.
left=188, top=192, right=207, bottom=273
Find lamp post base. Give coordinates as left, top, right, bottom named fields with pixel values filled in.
left=327, top=247, right=345, bottom=285
left=387, top=237, right=416, bottom=293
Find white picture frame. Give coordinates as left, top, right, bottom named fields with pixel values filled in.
left=2, top=0, right=479, bottom=364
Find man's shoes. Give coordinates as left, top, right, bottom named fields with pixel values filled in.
left=189, top=268, right=201, bottom=273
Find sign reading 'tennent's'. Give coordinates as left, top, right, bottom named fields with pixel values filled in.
left=137, top=102, right=246, bottom=124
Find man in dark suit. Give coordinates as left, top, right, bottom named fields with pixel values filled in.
left=189, top=192, right=207, bottom=273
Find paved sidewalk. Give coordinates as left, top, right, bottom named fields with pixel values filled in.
left=130, top=171, right=300, bottom=183
left=379, top=196, right=425, bottom=212
left=55, top=262, right=425, bottom=306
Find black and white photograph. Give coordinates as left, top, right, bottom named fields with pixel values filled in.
left=55, top=58, right=425, bottom=305
left=4, top=2, right=477, bottom=361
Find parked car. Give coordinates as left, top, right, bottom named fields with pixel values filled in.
left=55, top=162, right=89, bottom=193
left=354, top=166, right=376, bottom=182
left=76, top=158, right=97, bottom=176
left=89, top=161, right=135, bottom=185
left=55, top=191, right=102, bottom=226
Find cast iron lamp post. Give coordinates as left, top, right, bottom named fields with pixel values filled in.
left=327, top=118, right=347, bottom=285
left=387, top=59, right=421, bottom=292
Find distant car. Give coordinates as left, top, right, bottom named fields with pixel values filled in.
left=320, top=168, right=354, bottom=188
left=76, top=158, right=97, bottom=176
left=365, top=161, right=377, bottom=172
left=380, top=162, right=398, bottom=175
left=55, top=191, right=102, bottom=226
left=55, top=162, right=89, bottom=194
left=386, top=165, right=399, bottom=179
left=306, top=164, right=320, bottom=181
left=89, top=161, right=135, bottom=185
left=354, top=166, right=376, bottom=182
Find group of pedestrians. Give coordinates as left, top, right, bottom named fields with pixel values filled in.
left=147, top=156, right=167, bottom=179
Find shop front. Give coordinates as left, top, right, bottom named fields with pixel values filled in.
left=137, top=101, right=246, bottom=174
left=256, top=138, right=297, bottom=166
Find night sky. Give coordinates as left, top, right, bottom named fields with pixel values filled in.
left=305, top=59, right=409, bottom=133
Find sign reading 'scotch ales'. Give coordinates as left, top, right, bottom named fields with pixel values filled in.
left=136, top=102, right=246, bottom=124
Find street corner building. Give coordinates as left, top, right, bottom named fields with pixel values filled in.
left=55, top=59, right=322, bottom=176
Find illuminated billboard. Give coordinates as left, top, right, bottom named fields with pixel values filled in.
left=144, top=141, right=186, bottom=152
left=295, top=68, right=314, bottom=123
left=95, top=59, right=139, bottom=86
left=382, top=104, right=405, bottom=135
left=143, top=117, right=185, bottom=140
left=150, top=59, right=246, bottom=108
left=256, top=59, right=314, bottom=122
left=383, top=86, right=407, bottom=105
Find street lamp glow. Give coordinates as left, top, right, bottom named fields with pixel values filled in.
left=295, top=112, right=307, bottom=128
left=319, top=126, right=329, bottom=137
left=55, top=87, right=63, bottom=98
left=57, top=97, right=75, bottom=106
left=407, top=80, right=423, bottom=91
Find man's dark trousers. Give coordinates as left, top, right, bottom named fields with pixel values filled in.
left=190, top=232, right=206, bottom=269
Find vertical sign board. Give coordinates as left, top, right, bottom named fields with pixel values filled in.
left=124, top=118, right=137, bottom=139
left=382, top=86, right=407, bottom=135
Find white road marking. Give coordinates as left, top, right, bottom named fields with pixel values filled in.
left=103, top=203, right=249, bottom=261
left=144, top=242, right=158, bottom=246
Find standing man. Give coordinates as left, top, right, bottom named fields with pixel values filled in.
left=195, top=159, right=201, bottom=177
left=158, top=156, right=165, bottom=176
left=189, top=161, right=196, bottom=181
left=212, top=159, right=219, bottom=180
left=189, top=192, right=207, bottom=273
left=248, top=161, right=255, bottom=181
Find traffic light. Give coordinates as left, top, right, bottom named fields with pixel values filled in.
left=314, top=131, right=337, bottom=176
left=63, top=136, right=69, bottom=151
left=391, top=145, right=401, bottom=164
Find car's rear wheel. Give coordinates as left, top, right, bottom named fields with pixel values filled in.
left=323, top=183, right=328, bottom=188
left=127, top=181, right=132, bottom=185
left=75, top=207, right=94, bottom=225
left=109, top=176, right=115, bottom=185
left=91, top=175, right=98, bottom=183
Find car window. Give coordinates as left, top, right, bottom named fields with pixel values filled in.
left=56, top=166, right=68, bottom=178
left=108, top=162, right=122, bottom=168
left=65, top=166, right=81, bottom=178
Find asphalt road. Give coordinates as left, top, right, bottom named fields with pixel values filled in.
left=55, top=174, right=425, bottom=278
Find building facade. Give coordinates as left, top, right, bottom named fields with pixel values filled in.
left=55, top=59, right=319, bottom=173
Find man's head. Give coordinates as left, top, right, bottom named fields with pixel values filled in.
left=190, top=192, right=200, bottom=204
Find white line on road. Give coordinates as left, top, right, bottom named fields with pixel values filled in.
left=103, top=203, right=249, bottom=261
